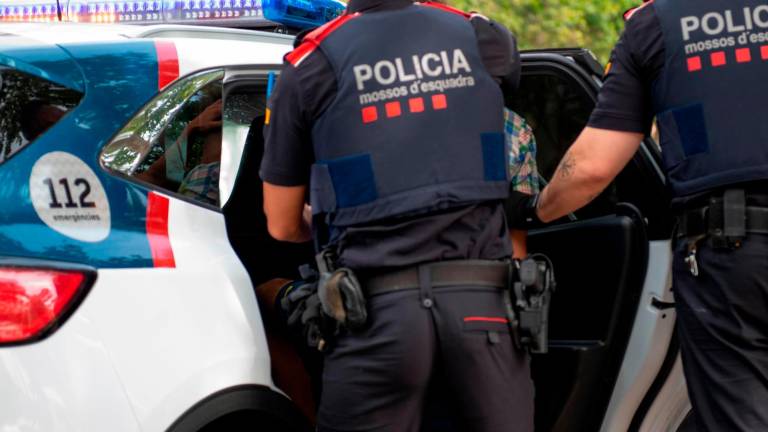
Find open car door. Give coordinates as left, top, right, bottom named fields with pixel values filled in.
left=223, top=53, right=692, bottom=432
left=514, top=50, right=689, bottom=432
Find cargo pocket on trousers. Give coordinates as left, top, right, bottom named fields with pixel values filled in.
left=462, top=316, right=511, bottom=345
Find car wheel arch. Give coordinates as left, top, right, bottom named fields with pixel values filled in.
left=165, top=384, right=311, bottom=432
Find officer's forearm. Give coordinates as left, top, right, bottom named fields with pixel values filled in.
left=263, top=182, right=312, bottom=243
left=272, top=220, right=312, bottom=243
left=536, top=127, right=644, bottom=223
left=536, top=154, right=611, bottom=223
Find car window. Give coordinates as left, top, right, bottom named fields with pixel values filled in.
left=513, top=58, right=672, bottom=236
left=513, top=71, right=593, bottom=181
left=222, top=81, right=267, bottom=179
left=0, top=67, right=82, bottom=165
left=102, top=69, right=224, bottom=208
left=512, top=65, right=617, bottom=222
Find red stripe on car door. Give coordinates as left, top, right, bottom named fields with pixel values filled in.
left=155, top=40, right=179, bottom=90
left=146, top=192, right=176, bottom=268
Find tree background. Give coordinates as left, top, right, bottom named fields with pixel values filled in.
left=451, top=0, right=641, bottom=63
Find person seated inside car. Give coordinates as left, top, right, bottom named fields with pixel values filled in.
left=506, top=108, right=541, bottom=258
left=176, top=99, right=223, bottom=206
left=134, top=98, right=223, bottom=206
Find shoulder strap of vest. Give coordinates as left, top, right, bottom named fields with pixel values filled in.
left=285, top=12, right=362, bottom=67
left=623, top=0, right=654, bottom=21
left=418, top=1, right=471, bottom=19
left=418, top=1, right=493, bottom=24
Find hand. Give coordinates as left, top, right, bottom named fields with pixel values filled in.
left=505, top=192, right=544, bottom=230
left=188, top=99, right=222, bottom=133
left=281, top=280, right=319, bottom=327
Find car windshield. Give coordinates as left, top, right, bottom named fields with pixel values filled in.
left=0, top=67, right=82, bottom=165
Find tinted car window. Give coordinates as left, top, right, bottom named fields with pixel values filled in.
left=512, top=66, right=616, bottom=221
left=513, top=70, right=593, bottom=181
left=513, top=59, right=671, bottom=236
left=0, top=68, right=82, bottom=164
left=102, top=69, right=224, bottom=208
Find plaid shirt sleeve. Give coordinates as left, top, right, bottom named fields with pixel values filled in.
left=505, top=109, right=541, bottom=195
left=178, top=162, right=221, bottom=206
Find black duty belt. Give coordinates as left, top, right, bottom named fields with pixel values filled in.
left=677, top=193, right=768, bottom=239
left=363, top=260, right=510, bottom=297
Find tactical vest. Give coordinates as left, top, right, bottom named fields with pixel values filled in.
left=298, top=3, right=508, bottom=228
left=653, top=0, right=768, bottom=197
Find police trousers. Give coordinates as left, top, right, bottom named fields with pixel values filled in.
left=674, top=234, right=768, bottom=431
left=316, top=281, right=534, bottom=432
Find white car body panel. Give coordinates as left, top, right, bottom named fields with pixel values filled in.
left=601, top=240, right=676, bottom=432
left=0, top=301, right=142, bottom=432
left=220, top=117, right=243, bottom=208
left=0, top=22, right=133, bottom=43
left=639, top=356, right=691, bottom=432
left=85, top=195, right=274, bottom=431
left=171, top=37, right=288, bottom=78
left=0, top=197, right=274, bottom=432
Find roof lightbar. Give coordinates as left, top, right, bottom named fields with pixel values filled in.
left=0, top=0, right=344, bottom=28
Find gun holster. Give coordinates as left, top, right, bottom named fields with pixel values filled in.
left=316, top=250, right=368, bottom=330
left=512, top=255, right=556, bottom=354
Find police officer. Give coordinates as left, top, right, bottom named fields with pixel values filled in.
left=508, top=1, right=768, bottom=430
left=260, top=0, right=533, bottom=430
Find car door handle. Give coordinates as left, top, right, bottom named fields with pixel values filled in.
left=651, top=297, right=675, bottom=311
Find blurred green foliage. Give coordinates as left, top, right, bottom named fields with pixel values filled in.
left=451, top=0, right=642, bottom=62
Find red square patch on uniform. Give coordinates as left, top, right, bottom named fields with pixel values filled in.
left=736, top=48, right=752, bottom=63
left=409, top=97, right=425, bottom=113
left=761, top=45, right=768, bottom=60
left=432, top=94, right=448, bottom=110
left=687, top=56, right=702, bottom=72
left=362, top=106, right=378, bottom=124
left=711, top=51, right=726, bottom=67
left=385, top=101, right=402, bottom=118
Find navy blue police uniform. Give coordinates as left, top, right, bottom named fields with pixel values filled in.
left=261, top=0, right=534, bottom=430
left=592, top=1, right=768, bottom=430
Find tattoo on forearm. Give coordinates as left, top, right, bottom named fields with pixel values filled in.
left=558, top=154, right=576, bottom=179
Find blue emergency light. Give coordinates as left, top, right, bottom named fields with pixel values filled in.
left=262, top=0, right=343, bottom=29
left=0, top=0, right=344, bottom=29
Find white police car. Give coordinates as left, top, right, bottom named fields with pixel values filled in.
left=0, top=1, right=692, bottom=431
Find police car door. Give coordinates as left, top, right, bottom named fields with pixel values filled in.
left=512, top=50, right=686, bottom=432
left=98, top=68, right=276, bottom=423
